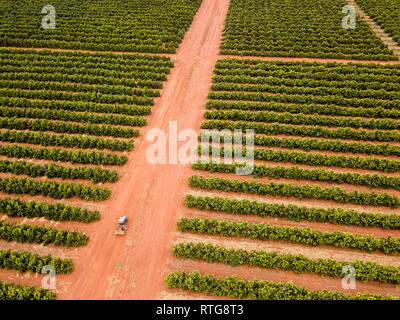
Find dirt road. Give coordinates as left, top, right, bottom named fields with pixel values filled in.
left=56, top=0, right=231, bottom=300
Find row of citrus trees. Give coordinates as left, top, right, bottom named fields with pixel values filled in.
left=0, top=97, right=152, bottom=117
left=0, top=79, right=160, bottom=98
left=205, top=100, right=400, bottom=120
left=207, top=90, right=400, bottom=110
left=199, top=145, right=400, bottom=172
left=214, top=60, right=400, bottom=83
left=204, top=109, right=400, bottom=130
left=188, top=175, right=400, bottom=208
left=165, top=270, right=397, bottom=300
left=0, top=220, right=88, bottom=247
left=212, top=64, right=400, bottom=87
left=0, top=197, right=100, bottom=222
left=0, top=87, right=153, bottom=106
left=211, top=82, right=400, bottom=101
left=0, top=117, right=138, bottom=138
left=192, top=161, right=400, bottom=191
left=0, top=176, right=111, bottom=201
left=0, top=159, right=118, bottom=184
left=220, top=0, right=397, bottom=61
left=200, top=131, right=400, bottom=157
left=177, top=217, right=400, bottom=255
left=0, top=48, right=174, bottom=68
left=0, top=281, right=55, bottom=300
left=0, top=144, right=127, bottom=166
left=201, top=120, right=400, bottom=142
left=184, top=194, right=400, bottom=229
left=0, top=106, right=147, bottom=127
left=0, top=129, right=134, bottom=151
left=212, top=73, right=400, bottom=91
left=172, top=242, right=400, bottom=284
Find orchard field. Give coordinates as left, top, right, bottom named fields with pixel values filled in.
left=164, top=58, right=400, bottom=300
left=0, top=47, right=173, bottom=299
left=0, top=0, right=202, bottom=53
left=1, top=0, right=400, bottom=301
left=162, top=0, right=400, bottom=301
left=220, top=0, right=398, bottom=60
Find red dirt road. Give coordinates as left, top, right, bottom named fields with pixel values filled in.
left=55, top=0, right=231, bottom=300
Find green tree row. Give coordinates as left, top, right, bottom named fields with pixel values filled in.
left=1, top=47, right=173, bottom=66
left=215, top=58, right=399, bottom=73
left=0, top=97, right=152, bottom=117
left=0, top=79, right=159, bottom=98
left=0, top=197, right=100, bottom=223
left=0, top=106, right=147, bottom=128
left=200, top=145, right=400, bottom=173
left=208, top=90, right=399, bottom=111
left=0, top=130, right=134, bottom=152
left=0, top=159, right=119, bottom=184
left=206, top=100, right=400, bottom=120
left=200, top=131, right=400, bottom=157
left=0, top=144, right=127, bottom=166
left=0, top=220, right=88, bottom=247
left=0, top=280, right=56, bottom=300
left=0, top=64, right=168, bottom=82
left=211, top=80, right=400, bottom=100
left=215, top=57, right=399, bottom=76
left=0, top=56, right=171, bottom=77
left=212, top=73, right=400, bottom=92
left=192, top=161, right=400, bottom=191
left=165, top=270, right=397, bottom=300
left=0, top=48, right=173, bottom=66
left=173, top=242, right=400, bottom=284
left=0, top=88, right=154, bottom=106
left=0, top=249, right=73, bottom=274
left=0, top=176, right=111, bottom=201
left=0, top=69, right=164, bottom=89
left=184, top=194, right=400, bottom=230
left=177, top=217, right=400, bottom=255
left=201, top=120, right=400, bottom=143
left=204, top=108, right=400, bottom=131
left=188, top=175, right=400, bottom=208
left=0, top=117, right=139, bottom=139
